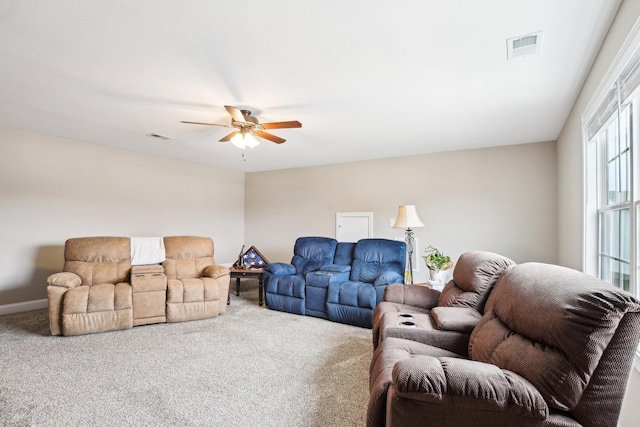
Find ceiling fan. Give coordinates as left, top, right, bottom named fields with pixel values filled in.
left=181, top=105, right=302, bottom=149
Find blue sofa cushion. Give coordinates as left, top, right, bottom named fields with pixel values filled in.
left=350, top=239, right=406, bottom=284
left=291, top=237, right=338, bottom=275
left=266, top=275, right=306, bottom=298
left=374, top=271, right=404, bottom=286
left=265, top=262, right=296, bottom=275
left=327, top=281, right=377, bottom=309
left=334, top=242, right=356, bottom=265
left=326, top=303, right=373, bottom=328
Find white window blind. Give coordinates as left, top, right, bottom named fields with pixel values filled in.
left=586, top=46, right=640, bottom=140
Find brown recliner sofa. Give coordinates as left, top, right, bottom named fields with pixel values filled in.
left=47, top=236, right=230, bottom=336
left=367, top=262, right=640, bottom=427
left=372, top=251, right=515, bottom=354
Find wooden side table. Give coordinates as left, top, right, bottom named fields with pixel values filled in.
left=229, top=268, right=265, bottom=306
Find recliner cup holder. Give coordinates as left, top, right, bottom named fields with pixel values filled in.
left=398, top=313, right=413, bottom=319
left=399, top=321, right=416, bottom=327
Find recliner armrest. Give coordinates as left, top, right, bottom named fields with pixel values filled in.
left=265, top=262, right=296, bottom=275
left=392, top=356, right=548, bottom=419
left=306, top=269, right=350, bottom=287
left=47, top=272, right=82, bottom=289
left=382, top=284, right=441, bottom=308
left=319, top=264, right=351, bottom=273
left=204, top=264, right=230, bottom=279
left=374, top=272, right=404, bottom=287
left=430, top=306, right=482, bottom=333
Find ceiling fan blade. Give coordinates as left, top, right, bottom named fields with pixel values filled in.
left=180, top=121, right=230, bottom=127
left=254, top=131, right=286, bottom=144
left=219, top=131, right=239, bottom=142
left=224, top=105, right=247, bottom=123
left=261, top=121, right=302, bottom=129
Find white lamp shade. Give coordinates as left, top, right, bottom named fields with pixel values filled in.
left=393, top=205, right=424, bottom=228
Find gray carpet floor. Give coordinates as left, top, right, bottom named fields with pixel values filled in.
left=0, top=282, right=372, bottom=426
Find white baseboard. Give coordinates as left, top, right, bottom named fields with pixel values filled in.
left=0, top=299, right=47, bottom=315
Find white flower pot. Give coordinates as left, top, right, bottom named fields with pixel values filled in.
left=429, top=268, right=450, bottom=284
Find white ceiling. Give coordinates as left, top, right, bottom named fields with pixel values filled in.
left=0, top=0, right=621, bottom=172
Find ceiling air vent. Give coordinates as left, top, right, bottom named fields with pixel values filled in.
left=507, top=31, right=543, bottom=60
left=146, top=133, right=173, bottom=140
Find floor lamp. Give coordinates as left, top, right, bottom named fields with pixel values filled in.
left=393, top=205, right=424, bottom=284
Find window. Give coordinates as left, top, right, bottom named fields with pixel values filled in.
left=590, top=103, right=633, bottom=293
left=584, top=30, right=640, bottom=359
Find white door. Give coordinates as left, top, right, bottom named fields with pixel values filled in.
left=336, top=212, right=373, bottom=242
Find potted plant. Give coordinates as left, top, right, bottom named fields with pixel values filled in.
left=423, top=245, right=452, bottom=283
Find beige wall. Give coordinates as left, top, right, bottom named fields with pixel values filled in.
left=556, top=1, right=640, bottom=425
left=0, top=126, right=244, bottom=306
left=245, top=141, right=557, bottom=283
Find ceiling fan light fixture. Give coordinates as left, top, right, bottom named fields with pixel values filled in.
left=231, top=133, right=246, bottom=149
left=244, top=133, right=259, bottom=148
left=231, top=131, right=259, bottom=149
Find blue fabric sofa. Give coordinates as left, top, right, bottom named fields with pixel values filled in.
left=264, top=236, right=337, bottom=314
left=265, top=237, right=406, bottom=328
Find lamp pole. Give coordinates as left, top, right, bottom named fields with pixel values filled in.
left=405, top=227, right=415, bottom=284
left=393, top=205, right=424, bottom=285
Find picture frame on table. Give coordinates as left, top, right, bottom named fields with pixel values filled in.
left=233, top=245, right=269, bottom=269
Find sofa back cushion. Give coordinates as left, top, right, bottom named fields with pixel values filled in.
left=334, top=241, right=356, bottom=265
left=64, top=237, right=131, bottom=286
left=163, top=236, right=214, bottom=280
left=469, top=262, right=640, bottom=412
left=349, top=239, right=405, bottom=283
left=438, top=251, right=515, bottom=311
left=291, top=237, right=338, bottom=276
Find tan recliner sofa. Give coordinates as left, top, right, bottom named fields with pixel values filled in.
left=163, top=236, right=230, bottom=322
left=47, top=236, right=230, bottom=336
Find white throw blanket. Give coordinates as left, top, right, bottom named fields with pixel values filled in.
left=130, top=237, right=166, bottom=265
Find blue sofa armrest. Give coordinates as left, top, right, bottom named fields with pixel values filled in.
left=374, top=271, right=404, bottom=286
left=319, top=264, right=351, bottom=274
left=265, top=262, right=296, bottom=275
left=306, top=269, right=350, bottom=287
